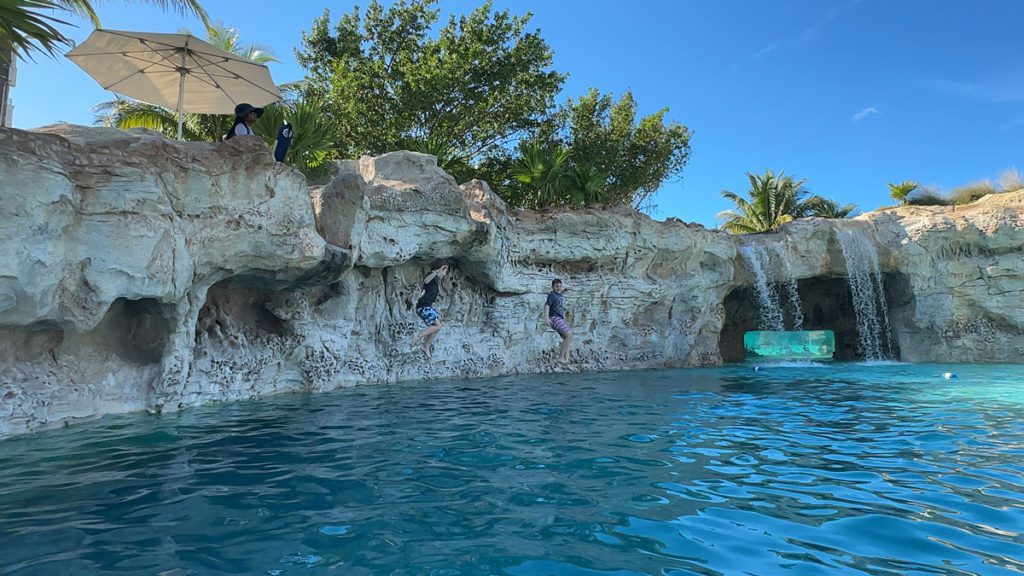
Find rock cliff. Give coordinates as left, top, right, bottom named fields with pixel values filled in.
left=1, top=125, right=1021, bottom=436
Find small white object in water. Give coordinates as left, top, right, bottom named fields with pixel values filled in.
left=753, top=366, right=762, bottom=372
left=942, top=372, right=957, bottom=379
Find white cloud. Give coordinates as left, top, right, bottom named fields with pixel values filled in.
left=851, top=106, right=880, bottom=122
left=733, top=0, right=867, bottom=71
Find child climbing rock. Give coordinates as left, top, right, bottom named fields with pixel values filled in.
left=410, top=261, right=450, bottom=360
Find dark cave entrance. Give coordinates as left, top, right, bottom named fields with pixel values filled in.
left=719, top=274, right=908, bottom=362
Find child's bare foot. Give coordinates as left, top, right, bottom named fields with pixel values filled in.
left=422, top=346, right=432, bottom=360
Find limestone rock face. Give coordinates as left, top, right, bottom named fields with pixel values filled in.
left=864, top=193, right=1024, bottom=362
left=1, top=125, right=1022, bottom=436
left=0, top=125, right=325, bottom=435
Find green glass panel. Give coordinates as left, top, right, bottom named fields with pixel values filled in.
left=743, top=330, right=835, bottom=360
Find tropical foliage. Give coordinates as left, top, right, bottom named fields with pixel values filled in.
left=296, top=0, right=565, bottom=166
left=718, top=171, right=854, bottom=233
left=251, top=97, right=341, bottom=173
left=502, top=141, right=611, bottom=209
left=92, top=99, right=234, bottom=141
left=0, top=0, right=208, bottom=59
left=497, top=89, right=690, bottom=210
left=718, top=171, right=812, bottom=233
left=887, top=180, right=919, bottom=205
left=804, top=196, right=857, bottom=219
left=291, top=1, right=696, bottom=209
left=948, top=181, right=997, bottom=205
left=0, top=0, right=74, bottom=58
left=997, top=168, right=1023, bottom=193
left=1, top=0, right=209, bottom=128
left=552, top=89, right=691, bottom=209
left=905, top=187, right=950, bottom=206
left=509, top=142, right=573, bottom=208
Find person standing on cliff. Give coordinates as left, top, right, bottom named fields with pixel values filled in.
left=411, top=261, right=450, bottom=360
left=544, top=278, right=573, bottom=364
left=225, top=103, right=263, bottom=139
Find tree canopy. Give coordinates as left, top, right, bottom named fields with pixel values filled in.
left=536, top=89, right=692, bottom=209
left=296, top=0, right=565, bottom=167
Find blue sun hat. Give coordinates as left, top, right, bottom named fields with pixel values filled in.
left=234, top=103, right=264, bottom=118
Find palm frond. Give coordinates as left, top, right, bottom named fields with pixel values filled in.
left=0, top=0, right=74, bottom=59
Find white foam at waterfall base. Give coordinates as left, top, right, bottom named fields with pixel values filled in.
left=739, top=245, right=785, bottom=331
left=835, top=227, right=896, bottom=361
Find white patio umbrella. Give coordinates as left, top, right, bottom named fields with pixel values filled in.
left=66, top=29, right=282, bottom=140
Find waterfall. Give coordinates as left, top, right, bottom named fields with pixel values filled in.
left=835, top=227, right=895, bottom=360
left=772, top=244, right=804, bottom=330
left=739, top=245, right=785, bottom=331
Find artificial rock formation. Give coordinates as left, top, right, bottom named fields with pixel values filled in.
left=1, top=124, right=1022, bottom=436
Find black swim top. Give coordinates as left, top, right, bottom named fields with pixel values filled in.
left=416, top=278, right=439, bottom=309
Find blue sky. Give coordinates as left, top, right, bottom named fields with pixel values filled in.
left=9, top=0, right=1024, bottom=226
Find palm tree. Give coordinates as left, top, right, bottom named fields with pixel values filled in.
left=1, top=0, right=209, bottom=125
left=511, top=141, right=573, bottom=209
left=94, top=22, right=278, bottom=142
left=252, top=97, right=343, bottom=173
left=888, top=180, right=919, bottom=206
left=804, top=195, right=857, bottom=219
left=718, top=171, right=811, bottom=233
left=0, top=1, right=75, bottom=58
left=567, top=163, right=608, bottom=207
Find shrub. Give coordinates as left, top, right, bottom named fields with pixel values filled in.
left=998, top=168, right=1023, bottom=193
left=906, top=187, right=950, bottom=206
left=948, top=180, right=997, bottom=205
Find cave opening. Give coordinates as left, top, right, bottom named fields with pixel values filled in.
left=719, top=274, right=907, bottom=363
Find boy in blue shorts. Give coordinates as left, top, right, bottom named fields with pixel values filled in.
left=544, top=278, right=572, bottom=363
left=411, top=261, right=449, bottom=360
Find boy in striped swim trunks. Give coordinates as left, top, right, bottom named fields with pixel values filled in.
left=544, top=278, right=573, bottom=364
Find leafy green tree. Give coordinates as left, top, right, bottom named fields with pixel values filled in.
left=555, top=89, right=691, bottom=209
left=718, top=171, right=812, bottom=233
left=888, top=180, right=919, bottom=206
left=295, top=0, right=565, bottom=167
left=804, top=195, right=857, bottom=218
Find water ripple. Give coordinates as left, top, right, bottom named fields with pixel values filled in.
left=0, top=364, right=1021, bottom=575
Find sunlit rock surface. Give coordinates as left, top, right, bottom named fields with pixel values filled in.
left=1, top=125, right=1021, bottom=436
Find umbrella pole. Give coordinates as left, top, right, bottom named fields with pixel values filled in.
left=176, top=51, right=186, bottom=141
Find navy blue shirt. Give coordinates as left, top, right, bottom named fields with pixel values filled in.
left=417, top=278, right=439, bottom=309
left=546, top=291, right=565, bottom=319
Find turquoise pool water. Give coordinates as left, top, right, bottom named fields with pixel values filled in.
left=0, top=364, right=1022, bottom=575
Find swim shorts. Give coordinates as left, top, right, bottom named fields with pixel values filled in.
left=549, top=316, right=570, bottom=337
left=417, top=306, right=440, bottom=326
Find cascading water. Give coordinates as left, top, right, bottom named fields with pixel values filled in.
left=772, top=243, right=804, bottom=330
left=835, top=227, right=895, bottom=360
left=738, top=245, right=785, bottom=331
